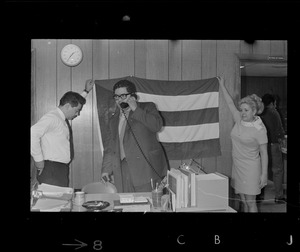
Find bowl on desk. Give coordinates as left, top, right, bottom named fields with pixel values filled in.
left=82, top=200, right=110, bottom=211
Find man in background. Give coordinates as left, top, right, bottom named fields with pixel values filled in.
left=31, top=80, right=94, bottom=187
left=260, top=93, right=286, bottom=203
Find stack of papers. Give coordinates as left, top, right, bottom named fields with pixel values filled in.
left=115, top=194, right=151, bottom=212
left=37, top=183, right=74, bottom=200
left=113, top=200, right=151, bottom=212
left=32, top=198, right=71, bottom=212
left=31, top=183, right=73, bottom=212
left=134, top=196, right=149, bottom=203
left=119, top=194, right=149, bottom=204
left=119, top=194, right=135, bottom=203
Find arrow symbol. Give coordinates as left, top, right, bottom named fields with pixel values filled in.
left=62, top=239, right=87, bottom=250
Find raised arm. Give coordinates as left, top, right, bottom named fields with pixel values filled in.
left=131, top=102, right=163, bottom=133
left=217, top=76, right=239, bottom=120
left=81, top=79, right=95, bottom=98
left=85, top=79, right=95, bottom=93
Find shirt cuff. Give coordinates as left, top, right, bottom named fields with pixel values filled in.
left=32, top=154, right=44, bottom=163
left=81, top=91, right=88, bottom=98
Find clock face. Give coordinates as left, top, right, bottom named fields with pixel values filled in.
left=60, top=44, right=83, bottom=66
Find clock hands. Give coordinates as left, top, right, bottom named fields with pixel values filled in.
left=61, top=44, right=82, bottom=66
left=67, top=52, right=75, bottom=61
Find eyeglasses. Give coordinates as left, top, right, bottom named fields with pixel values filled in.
left=113, top=93, right=132, bottom=100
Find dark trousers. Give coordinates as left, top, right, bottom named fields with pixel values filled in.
left=120, top=159, right=158, bottom=193
left=270, top=143, right=284, bottom=198
left=37, top=160, right=70, bottom=187
left=257, top=143, right=284, bottom=200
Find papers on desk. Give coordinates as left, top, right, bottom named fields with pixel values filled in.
left=119, top=194, right=135, bottom=203
left=37, top=183, right=74, bottom=200
left=31, top=183, right=73, bottom=212
left=119, top=194, right=149, bottom=204
left=32, top=198, right=71, bottom=212
left=113, top=200, right=151, bottom=212
left=115, top=194, right=151, bottom=212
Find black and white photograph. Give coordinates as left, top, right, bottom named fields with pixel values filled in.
left=29, top=39, right=288, bottom=214
left=6, top=0, right=299, bottom=250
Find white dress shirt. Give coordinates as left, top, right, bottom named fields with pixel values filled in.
left=118, top=110, right=129, bottom=160
left=31, top=91, right=88, bottom=164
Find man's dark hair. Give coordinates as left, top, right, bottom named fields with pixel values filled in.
left=113, top=79, right=137, bottom=94
left=59, top=91, right=86, bottom=107
left=262, top=93, right=275, bottom=107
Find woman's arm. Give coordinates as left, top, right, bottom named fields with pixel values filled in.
left=259, top=143, right=268, bottom=189
left=217, top=76, right=239, bottom=120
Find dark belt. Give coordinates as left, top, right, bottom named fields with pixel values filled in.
left=45, top=160, right=69, bottom=166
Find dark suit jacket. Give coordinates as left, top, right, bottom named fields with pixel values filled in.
left=102, top=102, right=169, bottom=192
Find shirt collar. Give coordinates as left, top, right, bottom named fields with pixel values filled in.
left=57, top=107, right=66, bottom=121
left=241, top=116, right=263, bottom=130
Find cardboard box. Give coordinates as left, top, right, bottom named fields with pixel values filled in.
left=195, top=172, right=228, bottom=211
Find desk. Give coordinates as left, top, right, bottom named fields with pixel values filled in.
left=72, top=192, right=236, bottom=213
left=72, top=192, right=152, bottom=212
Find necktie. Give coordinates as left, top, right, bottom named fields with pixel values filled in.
left=65, top=119, right=74, bottom=161
left=119, top=112, right=127, bottom=160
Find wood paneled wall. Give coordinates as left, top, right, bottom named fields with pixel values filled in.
left=31, top=40, right=287, bottom=189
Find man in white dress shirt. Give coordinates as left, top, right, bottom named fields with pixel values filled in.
left=31, top=80, right=94, bottom=187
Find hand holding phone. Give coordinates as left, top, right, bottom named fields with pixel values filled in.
left=119, top=93, right=137, bottom=111
left=120, top=102, right=129, bottom=109
left=126, top=95, right=137, bottom=111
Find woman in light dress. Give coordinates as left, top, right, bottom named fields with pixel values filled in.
left=218, top=77, right=268, bottom=212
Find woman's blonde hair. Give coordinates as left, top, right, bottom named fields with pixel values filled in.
left=238, top=94, right=264, bottom=115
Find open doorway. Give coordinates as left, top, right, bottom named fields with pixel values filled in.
left=240, top=58, right=287, bottom=132
left=239, top=56, right=287, bottom=205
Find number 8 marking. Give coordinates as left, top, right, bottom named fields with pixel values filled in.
left=93, top=240, right=102, bottom=250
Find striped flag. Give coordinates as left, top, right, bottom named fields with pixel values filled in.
left=95, top=76, right=221, bottom=160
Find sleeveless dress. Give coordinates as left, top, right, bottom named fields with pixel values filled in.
left=230, top=113, right=268, bottom=195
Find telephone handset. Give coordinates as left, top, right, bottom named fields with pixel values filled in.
left=119, top=93, right=138, bottom=109
left=120, top=102, right=129, bottom=109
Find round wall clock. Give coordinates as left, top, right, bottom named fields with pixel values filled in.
left=60, top=44, right=83, bottom=67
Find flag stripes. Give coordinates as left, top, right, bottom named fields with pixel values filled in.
left=158, top=123, right=219, bottom=143
left=95, top=76, right=221, bottom=160
left=137, top=92, right=219, bottom=111
left=129, top=76, right=219, bottom=95
left=159, top=108, right=219, bottom=126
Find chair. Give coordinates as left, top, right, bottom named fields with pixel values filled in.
left=81, top=181, right=117, bottom=194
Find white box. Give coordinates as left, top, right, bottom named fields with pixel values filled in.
left=195, top=172, right=228, bottom=211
